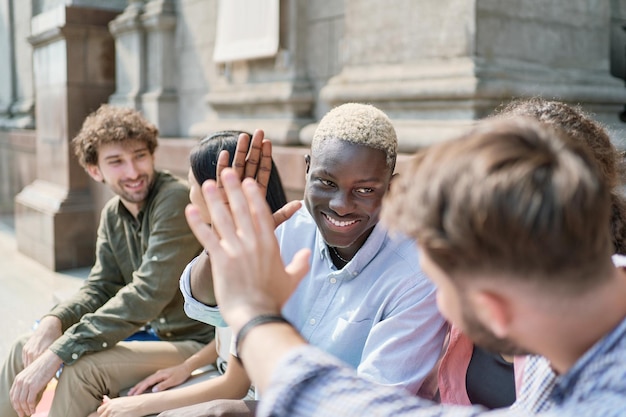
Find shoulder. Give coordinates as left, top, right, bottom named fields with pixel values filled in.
left=153, top=171, right=189, bottom=199
left=150, top=171, right=191, bottom=210
left=380, top=233, right=425, bottom=277
left=99, top=196, right=122, bottom=224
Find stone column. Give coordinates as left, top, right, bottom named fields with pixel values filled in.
left=317, top=0, right=626, bottom=151
left=108, top=0, right=146, bottom=109
left=140, top=0, right=179, bottom=137
left=8, top=0, right=35, bottom=128
left=14, top=5, right=118, bottom=270
left=0, top=0, right=35, bottom=128
left=0, top=0, right=12, bottom=122
left=193, top=0, right=314, bottom=144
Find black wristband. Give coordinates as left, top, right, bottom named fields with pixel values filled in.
left=234, top=314, right=291, bottom=361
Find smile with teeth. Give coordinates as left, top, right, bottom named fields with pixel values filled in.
left=124, top=179, right=143, bottom=189
left=323, top=213, right=358, bottom=227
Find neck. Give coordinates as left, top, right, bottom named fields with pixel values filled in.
left=330, top=246, right=351, bottom=268
left=522, top=268, right=626, bottom=375
left=121, top=199, right=143, bottom=220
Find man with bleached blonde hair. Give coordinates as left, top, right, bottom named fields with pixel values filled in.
left=171, top=103, right=446, bottom=417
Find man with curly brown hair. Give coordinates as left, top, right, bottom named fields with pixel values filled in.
left=0, top=104, right=213, bottom=417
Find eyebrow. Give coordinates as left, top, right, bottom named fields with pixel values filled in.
left=315, top=169, right=385, bottom=185
left=103, top=146, right=150, bottom=162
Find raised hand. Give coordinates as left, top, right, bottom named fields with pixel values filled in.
left=185, top=170, right=310, bottom=331
left=214, top=129, right=297, bottom=228
left=216, top=129, right=270, bottom=199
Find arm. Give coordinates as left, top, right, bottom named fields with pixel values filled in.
left=50, top=183, right=203, bottom=364
left=184, top=170, right=309, bottom=388
left=95, top=354, right=252, bottom=417
left=127, top=340, right=218, bottom=395
left=189, top=251, right=217, bottom=307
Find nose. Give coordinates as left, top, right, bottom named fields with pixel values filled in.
left=328, top=191, right=354, bottom=216
left=124, top=161, right=140, bottom=179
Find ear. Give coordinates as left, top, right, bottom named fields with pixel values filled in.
left=85, top=164, right=104, bottom=183
left=304, top=154, right=311, bottom=174
left=387, top=173, right=398, bottom=192
left=469, top=289, right=512, bottom=339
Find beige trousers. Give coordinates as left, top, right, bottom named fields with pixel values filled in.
left=0, top=333, right=204, bottom=417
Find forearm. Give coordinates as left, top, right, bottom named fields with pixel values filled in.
left=238, top=322, right=307, bottom=394
left=182, top=340, right=218, bottom=371
left=135, top=371, right=251, bottom=415
left=189, top=252, right=217, bottom=306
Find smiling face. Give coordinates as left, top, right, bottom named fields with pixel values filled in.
left=86, top=140, right=156, bottom=217
left=304, top=138, right=392, bottom=256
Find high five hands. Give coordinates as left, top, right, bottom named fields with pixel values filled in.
left=185, top=158, right=310, bottom=332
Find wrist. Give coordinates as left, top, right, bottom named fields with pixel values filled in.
left=38, top=315, right=63, bottom=336
left=235, top=314, right=291, bottom=360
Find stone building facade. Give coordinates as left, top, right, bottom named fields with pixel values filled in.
left=1, top=0, right=626, bottom=270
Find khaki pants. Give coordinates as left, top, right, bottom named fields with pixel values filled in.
left=0, top=333, right=204, bottom=417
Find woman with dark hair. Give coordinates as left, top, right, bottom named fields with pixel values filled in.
left=92, top=131, right=288, bottom=417
left=189, top=130, right=287, bottom=215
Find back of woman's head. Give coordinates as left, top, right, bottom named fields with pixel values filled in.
left=189, top=131, right=288, bottom=213
left=494, top=98, right=626, bottom=254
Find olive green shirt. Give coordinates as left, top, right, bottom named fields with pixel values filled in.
left=48, top=171, right=213, bottom=365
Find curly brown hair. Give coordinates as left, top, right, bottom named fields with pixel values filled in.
left=72, top=104, right=159, bottom=168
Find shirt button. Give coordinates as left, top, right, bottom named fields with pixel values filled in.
left=330, top=278, right=337, bottom=284
left=151, top=255, right=158, bottom=261
left=159, top=318, right=166, bottom=323
left=352, top=271, right=358, bottom=277
left=309, top=318, right=316, bottom=325
left=165, top=332, right=173, bottom=337
left=71, top=353, right=78, bottom=360
left=102, top=342, right=108, bottom=348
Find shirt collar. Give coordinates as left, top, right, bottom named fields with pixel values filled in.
left=552, top=315, right=626, bottom=397
left=316, top=221, right=388, bottom=278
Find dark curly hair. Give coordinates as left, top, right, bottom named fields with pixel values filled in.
left=494, top=97, right=626, bottom=255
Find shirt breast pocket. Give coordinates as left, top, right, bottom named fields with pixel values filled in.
left=329, top=317, right=374, bottom=368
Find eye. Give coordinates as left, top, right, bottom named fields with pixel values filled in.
left=107, top=159, right=122, bottom=166
left=135, top=151, right=149, bottom=160
left=317, top=178, right=336, bottom=188
left=355, top=187, right=374, bottom=195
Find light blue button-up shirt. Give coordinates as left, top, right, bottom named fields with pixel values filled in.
left=180, top=204, right=446, bottom=394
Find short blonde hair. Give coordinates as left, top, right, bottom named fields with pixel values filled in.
left=312, top=103, right=397, bottom=171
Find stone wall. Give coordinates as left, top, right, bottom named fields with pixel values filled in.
left=2, top=0, right=626, bottom=269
